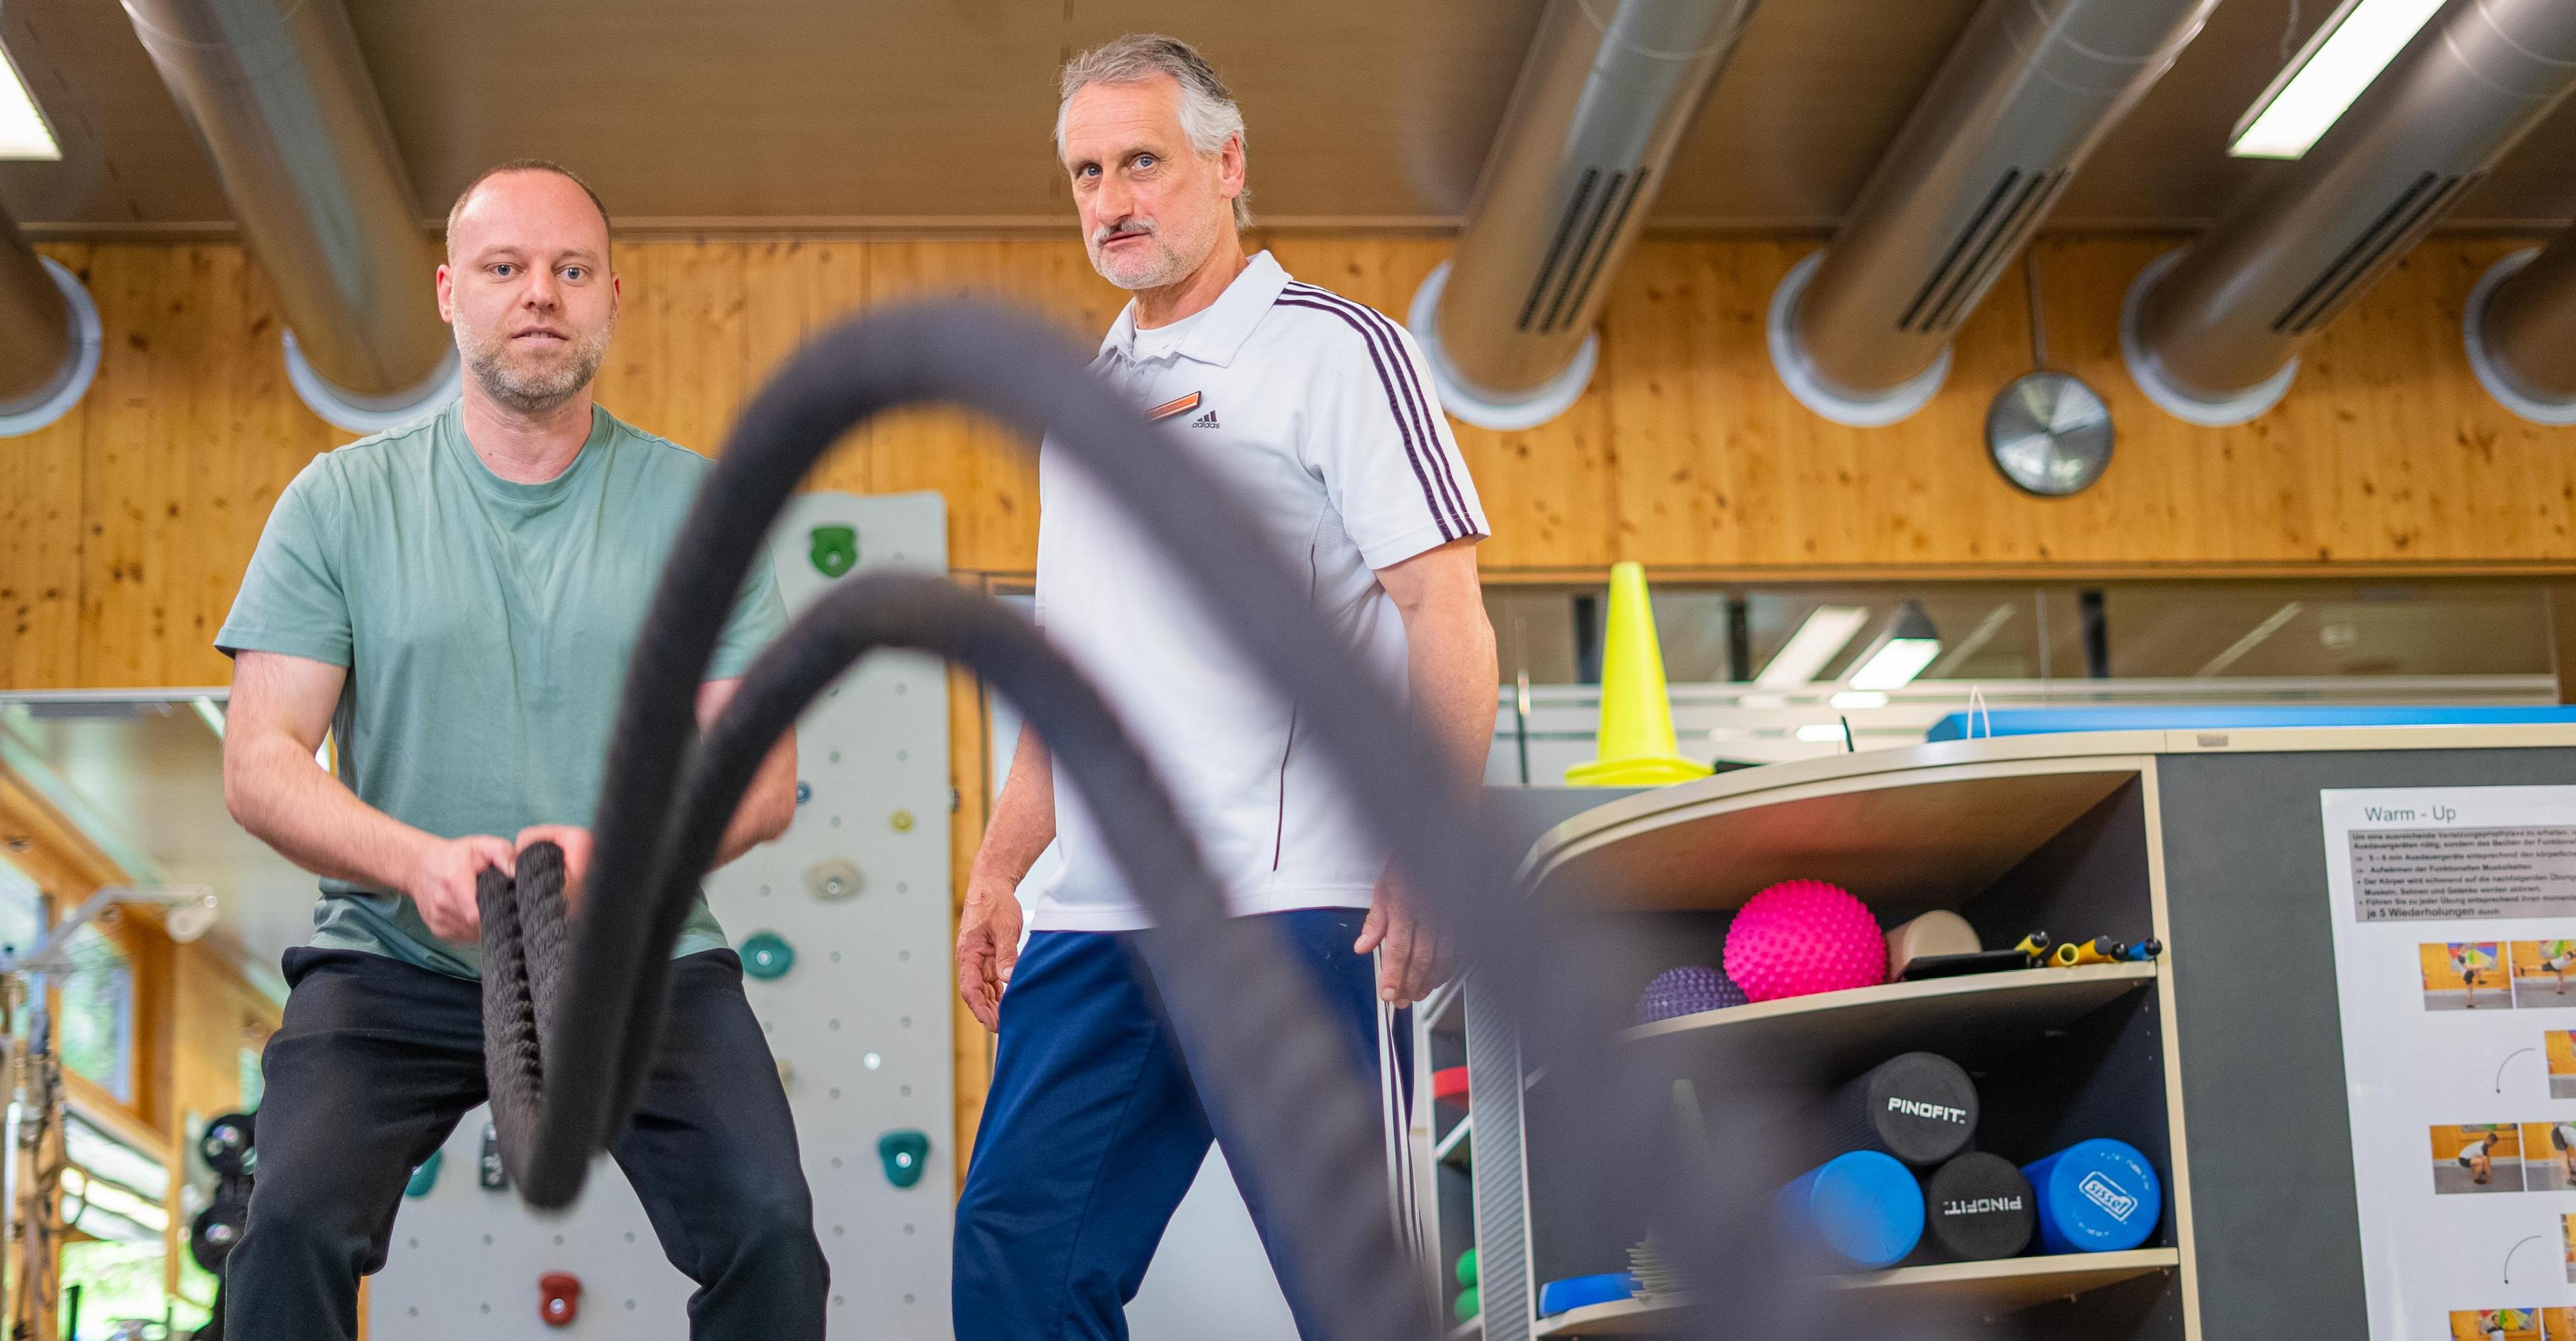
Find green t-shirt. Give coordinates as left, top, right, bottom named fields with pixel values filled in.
left=215, top=400, right=787, bottom=979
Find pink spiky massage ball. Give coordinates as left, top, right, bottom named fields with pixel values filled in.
left=1724, top=879, right=1886, bottom=1002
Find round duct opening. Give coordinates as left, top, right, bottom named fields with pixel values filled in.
left=284, top=330, right=462, bottom=435
left=1407, top=260, right=1598, bottom=432
left=0, top=258, right=103, bottom=439
left=2119, top=250, right=2296, bottom=428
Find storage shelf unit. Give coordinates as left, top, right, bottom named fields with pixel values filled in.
left=1461, top=737, right=2190, bottom=1341
left=1432, top=726, right=2576, bottom=1341
left=1529, top=1249, right=2184, bottom=1338
left=1621, top=962, right=2157, bottom=1081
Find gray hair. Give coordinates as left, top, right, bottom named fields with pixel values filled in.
left=1055, top=34, right=1252, bottom=231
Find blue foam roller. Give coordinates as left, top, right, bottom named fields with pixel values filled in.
left=1776, top=1150, right=1924, bottom=1269
left=2021, top=1138, right=2161, bottom=1254
left=1537, top=1272, right=1636, bottom=1316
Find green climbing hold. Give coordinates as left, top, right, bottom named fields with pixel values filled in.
left=741, top=931, right=796, bottom=980
left=1453, top=1286, right=1479, bottom=1323
left=809, top=525, right=859, bottom=578
left=878, top=1129, right=931, bottom=1189
left=405, top=1148, right=443, bottom=1199
left=1456, top=1246, right=1477, bottom=1287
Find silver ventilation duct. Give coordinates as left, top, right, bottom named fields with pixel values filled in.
left=121, top=0, right=458, bottom=433
left=0, top=201, right=100, bottom=437
left=2125, top=0, right=2576, bottom=427
left=1409, top=0, right=1762, bottom=430
left=1770, top=0, right=2218, bottom=427
left=2466, top=226, right=2576, bottom=424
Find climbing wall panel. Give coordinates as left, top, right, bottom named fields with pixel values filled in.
left=367, top=490, right=955, bottom=1339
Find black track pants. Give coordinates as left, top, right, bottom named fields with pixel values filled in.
left=222, top=947, right=828, bottom=1339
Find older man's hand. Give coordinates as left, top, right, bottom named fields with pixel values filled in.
left=1355, top=875, right=1450, bottom=1008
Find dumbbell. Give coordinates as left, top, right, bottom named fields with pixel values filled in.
left=199, top=1112, right=256, bottom=1178
left=189, top=1186, right=251, bottom=1273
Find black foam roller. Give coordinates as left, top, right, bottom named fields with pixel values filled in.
left=1922, top=1152, right=2035, bottom=1261
left=1821, top=1051, right=1978, bottom=1169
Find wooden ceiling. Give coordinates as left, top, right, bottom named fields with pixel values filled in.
left=4, top=0, right=2571, bottom=235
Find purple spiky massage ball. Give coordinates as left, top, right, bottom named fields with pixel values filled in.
left=1635, top=964, right=1749, bottom=1025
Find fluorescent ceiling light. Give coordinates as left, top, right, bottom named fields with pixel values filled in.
left=0, top=45, right=58, bottom=160
left=1846, top=603, right=1942, bottom=691
left=1794, top=723, right=1847, bottom=743
left=1754, top=606, right=1868, bottom=688
left=1848, top=640, right=1939, bottom=690
left=2229, top=0, right=2446, bottom=160
left=1829, top=690, right=1889, bottom=710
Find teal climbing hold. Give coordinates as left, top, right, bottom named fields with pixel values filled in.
left=741, top=931, right=796, bottom=980
left=405, top=1148, right=443, bottom=1199
left=809, top=525, right=859, bottom=578
left=878, top=1130, right=930, bottom=1189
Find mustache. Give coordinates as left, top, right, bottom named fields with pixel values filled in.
left=1093, top=217, right=1157, bottom=246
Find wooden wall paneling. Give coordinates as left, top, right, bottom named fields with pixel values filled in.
left=205, top=251, right=336, bottom=684
left=1599, top=237, right=2047, bottom=571
left=594, top=241, right=671, bottom=442
left=2037, top=233, right=2576, bottom=568
left=644, top=239, right=753, bottom=454
left=1, top=244, right=91, bottom=691
left=74, top=241, right=177, bottom=688
left=1603, top=237, right=1784, bottom=569
left=15, top=231, right=2576, bottom=700
left=2012, top=237, right=2184, bottom=566
left=735, top=237, right=873, bottom=489
left=851, top=238, right=1120, bottom=572
left=74, top=246, right=334, bottom=688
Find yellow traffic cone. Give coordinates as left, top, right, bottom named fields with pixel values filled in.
left=1566, top=562, right=1714, bottom=787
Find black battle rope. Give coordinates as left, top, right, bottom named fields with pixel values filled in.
left=478, top=839, right=567, bottom=1171
left=484, top=302, right=1838, bottom=1341
left=655, top=572, right=1411, bottom=1334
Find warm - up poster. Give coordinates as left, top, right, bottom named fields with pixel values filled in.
left=2322, top=786, right=2576, bottom=1340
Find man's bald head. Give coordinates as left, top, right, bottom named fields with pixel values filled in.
left=445, top=160, right=611, bottom=261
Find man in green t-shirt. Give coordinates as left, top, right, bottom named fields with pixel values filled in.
left=213, top=160, right=826, bottom=1339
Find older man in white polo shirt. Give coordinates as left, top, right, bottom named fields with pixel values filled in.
left=951, top=32, right=1499, bottom=1340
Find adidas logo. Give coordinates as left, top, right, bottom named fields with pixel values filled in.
left=1190, top=409, right=1220, bottom=429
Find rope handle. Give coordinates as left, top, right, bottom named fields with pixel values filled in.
left=479, top=840, right=570, bottom=1185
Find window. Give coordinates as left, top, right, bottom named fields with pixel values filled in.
left=1490, top=578, right=2555, bottom=688
left=56, top=926, right=132, bottom=1104
left=0, top=861, right=140, bottom=1103
left=1485, top=578, right=2562, bottom=773
left=59, top=1110, right=177, bottom=1340
left=0, top=858, right=40, bottom=963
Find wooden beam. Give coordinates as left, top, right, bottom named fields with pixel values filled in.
left=0, top=769, right=120, bottom=902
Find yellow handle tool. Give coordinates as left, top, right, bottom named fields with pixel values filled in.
left=2051, top=935, right=2123, bottom=968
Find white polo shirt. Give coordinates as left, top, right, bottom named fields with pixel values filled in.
left=1030, top=250, right=1489, bottom=931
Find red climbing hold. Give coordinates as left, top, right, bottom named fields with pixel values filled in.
left=539, top=1271, right=581, bottom=1328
